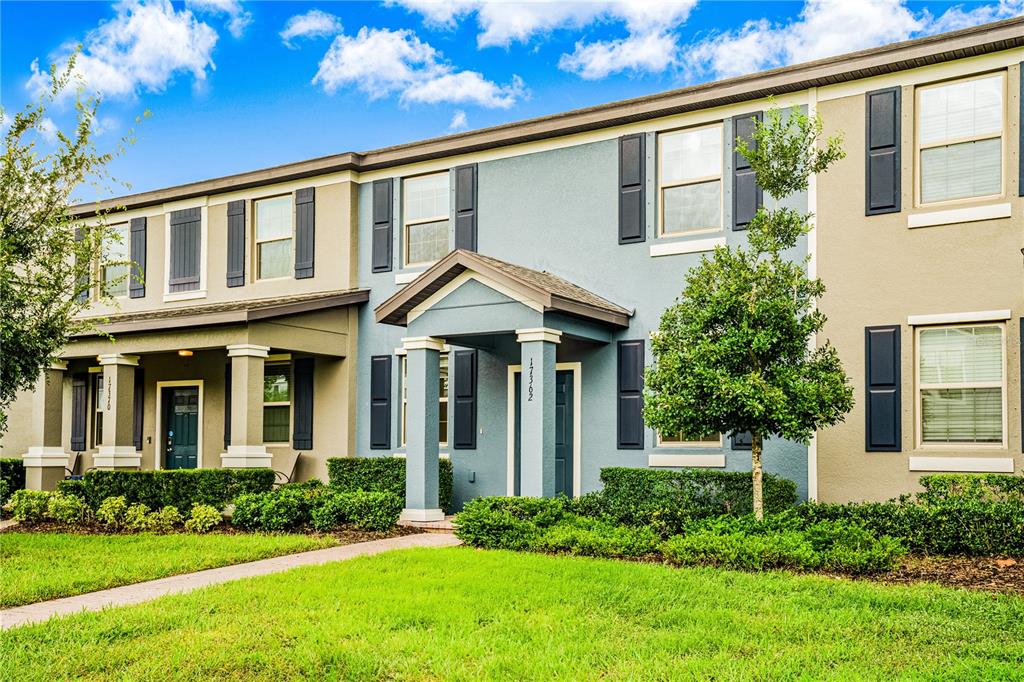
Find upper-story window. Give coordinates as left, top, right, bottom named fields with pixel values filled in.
left=917, top=323, right=1005, bottom=447
left=658, top=123, right=723, bottom=236
left=917, top=73, right=1004, bottom=205
left=101, top=223, right=130, bottom=298
left=263, top=363, right=291, bottom=444
left=254, top=195, right=293, bottom=280
left=403, top=172, right=450, bottom=267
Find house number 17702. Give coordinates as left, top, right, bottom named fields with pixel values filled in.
left=527, top=359, right=534, bottom=402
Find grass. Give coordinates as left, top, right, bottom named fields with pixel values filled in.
left=3, top=547, right=1022, bottom=681
left=0, top=532, right=339, bottom=608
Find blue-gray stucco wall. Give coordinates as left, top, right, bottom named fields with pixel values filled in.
left=355, top=115, right=809, bottom=509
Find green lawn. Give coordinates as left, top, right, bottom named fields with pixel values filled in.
left=0, top=532, right=339, bottom=608
left=3, top=548, right=1022, bottom=681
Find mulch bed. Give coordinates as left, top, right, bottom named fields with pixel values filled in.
left=872, top=556, right=1024, bottom=594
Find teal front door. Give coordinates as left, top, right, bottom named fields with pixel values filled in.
left=163, top=387, right=199, bottom=469
left=514, top=369, right=574, bottom=498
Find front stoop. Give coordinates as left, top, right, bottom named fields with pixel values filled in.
left=399, top=515, right=457, bottom=534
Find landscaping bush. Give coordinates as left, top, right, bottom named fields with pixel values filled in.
left=327, top=457, right=454, bottom=512
left=76, top=469, right=274, bottom=511
left=5, top=489, right=50, bottom=523
left=310, top=491, right=349, bottom=532
left=455, top=496, right=569, bottom=550
left=342, top=491, right=403, bottom=531
left=184, top=504, right=223, bottom=533
left=231, top=484, right=321, bottom=532
left=46, top=492, right=89, bottom=525
left=147, top=506, right=184, bottom=533
left=536, top=516, right=660, bottom=558
left=917, top=473, right=1024, bottom=504
left=124, top=503, right=151, bottom=532
left=598, top=467, right=798, bottom=534
left=96, top=496, right=129, bottom=528
left=0, top=458, right=25, bottom=504
left=55, top=478, right=87, bottom=500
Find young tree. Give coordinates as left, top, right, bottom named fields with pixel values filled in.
left=643, top=106, right=854, bottom=519
left=0, top=55, right=136, bottom=435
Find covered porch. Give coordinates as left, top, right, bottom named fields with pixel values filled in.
left=375, top=250, right=632, bottom=521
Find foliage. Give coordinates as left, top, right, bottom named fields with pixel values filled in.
left=78, top=468, right=273, bottom=510
left=124, top=503, right=151, bottom=532
left=184, top=504, right=223, bottom=534
left=95, top=495, right=129, bottom=528
left=0, top=458, right=26, bottom=503
left=46, top=492, right=89, bottom=525
left=454, top=496, right=570, bottom=550
left=341, top=491, right=403, bottom=531
left=231, top=484, right=321, bottom=532
left=597, top=467, right=797, bottom=535
left=0, top=54, right=142, bottom=435
left=643, top=105, right=852, bottom=518
left=535, top=516, right=660, bottom=558
left=327, top=456, right=454, bottom=512
left=309, top=491, right=349, bottom=532
left=147, top=506, right=183, bottom=533
left=5, top=489, right=51, bottom=523
left=55, top=478, right=87, bottom=500
left=917, top=473, right=1024, bottom=504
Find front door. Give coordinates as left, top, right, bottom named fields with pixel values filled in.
left=514, top=369, right=574, bottom=497
left=163, top=386, right=199, bottom=469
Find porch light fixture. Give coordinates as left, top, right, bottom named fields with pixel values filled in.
left=177, top=349, right=194, bottom=357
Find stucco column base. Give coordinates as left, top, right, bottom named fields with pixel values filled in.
left=221, top=445, right=273, bottom=468
left=94, top=445, right=142, bottom=469
left=22, top=447, right=71, bottom=491
left=399, top=508, right=445, bottom=522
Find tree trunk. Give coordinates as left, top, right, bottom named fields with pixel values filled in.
left=751, top=432, right=764, bottom=520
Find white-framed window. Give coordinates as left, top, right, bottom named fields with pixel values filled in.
left=101, top=223, right=130, bottom=298
left=657, top=431, right=722, bottom=448
left=916, top=323, right=1006, bottom=447
left=92, top=374, right=104, bottom=448
left=658, top=123, right=723, bottom=236
left=263, top=363, right=291, bottom=444
left=916, top=72, right=1005, bottom=206
left=403, top=172, right=450, bottom=267
left=400, top=352, right=449, bottom=448
left=254, top=195, right=293, bottom=280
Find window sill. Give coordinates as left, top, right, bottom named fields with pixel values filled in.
left=649, top=236, right=726, bottom=258
left=393, top=452, right=451, bottom=460
left=907, top=309, right=1011, bottom=326
left=395, top=270, right=425, bottom=285
left=648, top=453, right=725, bottom=468
left=907, top=202, right=1011, bottom=229
left=908, top=455, right=1014, bottom=473
left=163, top=289, right=206, bottom=303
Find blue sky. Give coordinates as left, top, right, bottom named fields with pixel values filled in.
left=2, top=0, right=1020, bottom=200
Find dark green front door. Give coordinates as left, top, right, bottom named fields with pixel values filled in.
left=514, top=369, right=574, bottom=498
left=163, top=387, right=198, bottom=469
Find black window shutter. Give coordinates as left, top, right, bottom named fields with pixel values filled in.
left=74, top=228, right=89, bottom=303
left=168, top=208, right=201, bottom=293
left=292, top=358, right=314, bottom=450
left=865, top=87, right=901, bottom=215
left=733, top=112, right=763, bottom=230
left=454, top=164, right=478, bottom=251
left=453, top=349, right=477, bottom=449
left=369, top=355, right=392, bottom=449
left=294, top=188, right=315, bottom=279
left=371, top=179, right=394, bottom=273
left=71, top=373, right=87, bottom=451
left=132, top=368, right=144, bottom=450
left=224, top=362, right=232, bottom=449
left=129, top=217, right=146, bottom=298
left=618, top=134, right=645, bottom=244
left=226, top=200, right=245, bottom=287
left=617, top=340, right=644, bottom=449
left=730, top=431, right=752, bottom=450
left=865, top=325, right=901, bottom=452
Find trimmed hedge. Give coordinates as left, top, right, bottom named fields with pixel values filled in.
left=232, top=482, right=402, bottom=532
left=918, top=473, right=1024, bottom=504
left=1, top=458, right=26, bottom=504
left=598, top=467, right=798, bottom=534
left=327, top=457, right=454, bottom=513
left=57, top=469, right=274, bottom=511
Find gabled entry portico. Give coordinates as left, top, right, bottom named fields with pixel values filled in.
left=375, top=250, right=632, bottom=520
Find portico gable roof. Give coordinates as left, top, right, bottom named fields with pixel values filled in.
left=374, top=250, right=633, bottom=328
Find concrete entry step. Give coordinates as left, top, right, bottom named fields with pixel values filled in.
left=398, top=515, right=457, bottom=533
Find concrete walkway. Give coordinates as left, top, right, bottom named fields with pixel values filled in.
left=1, top=532, right=461, bottom=631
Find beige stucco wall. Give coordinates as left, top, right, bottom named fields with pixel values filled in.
left=815, top=64, right=1023, bottom=502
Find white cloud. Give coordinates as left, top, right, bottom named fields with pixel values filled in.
left=27, top=0, right=218, bottom=101
left=312, top=27, right=525, bottom=108
left=448, top=109, right=468, bottom=131
left=684, top=0, right=1024, bottom=80
left=559, top=31, right=678, bottom=80
left=280, top=10, right=343, bottom=49
left=37, top=117, right=59, bottom=145
left=187, top=0, right=252, bottom=39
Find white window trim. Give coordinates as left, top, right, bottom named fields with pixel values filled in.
left=253, top=194, right=295, bottom=282
left=914, top=71, right=1007, bottom=209
left=913, top=321, right=1007, bottom=450
left=648, top=453, right=726, bottom=468
left=657, top=122, right=724, bottom=238
left=907, top=309, right=1011, bottom=326
left=655, top=432, right=723, bottom=449
left=908, top=456, right=1014, bottom=473
left=162, top=204, right=208, bottom=302
left=263, top=361, right=292, bottom=446
left=649, top=237, right=726, bottom=257
left=402, top=172, right=450, bottom=269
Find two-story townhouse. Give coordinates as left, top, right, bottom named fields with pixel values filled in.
left=5, top=18, right=1021, bottom=515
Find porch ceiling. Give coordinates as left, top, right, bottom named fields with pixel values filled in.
left=374, top=250, right=633, bottom=328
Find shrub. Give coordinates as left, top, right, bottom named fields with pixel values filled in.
left=327, top=457, right=454, bottom=512
left=6, top=489, right=51, bottom=523
left=567, top=491, right=610, bottom=519
left=0, top=458, right=26, bottom=504
left=46, top=493, right=89, bottom=525
left=77, top=469, right=274, bottom=510
left=55, top=478, right=87, bottom=500
left=147, top=506, right=183, bottom=533
left=231, top=485, right=318, bottom=532
left=536, top=517, right=660, bottom=558
left=598, top=467, right=798, bottom=534
left=310, top=491, right=349, bottom=532
left=184, top=504, right=222, bottom=533
left=661, top=529, right=819, bottom=571
left=231, top=493, right=264, bottom=531
left=124, top=503, right=151, bottom=532
left=918, top=474, right=1024, bottom=504
left=343, top=491, right=403, bottom=531
left=454, top=497, right=569, bottom=550
left=96, top=496, right=129, bottom=528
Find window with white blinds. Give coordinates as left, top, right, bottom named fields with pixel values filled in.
left=917, top=73, right=1004, bottom=205
left=403, top=172, right=450, bottom=267
left=917, top=324, right=1005, bottom=446
left=658, top=124, right=723, bottom=235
